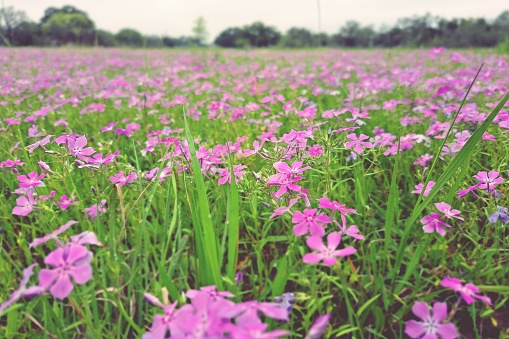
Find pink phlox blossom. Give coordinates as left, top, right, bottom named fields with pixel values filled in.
left=411, top=181, right=436, bottom=197
left=344, top=133, right=373, bottom=154
left=0, top=264, right=42, bottom=313
left=38, top=161, right=55, bottom=174
left=38, top=243, right=93, bottom=300
left=17, top=171, right=46, bottom=188
left=57, top=195, right=78, bottom=210
left=84, top=200, right=107, bottom=220
left=243, top=140, right=264, bottom=157
left=82, top=152, right=117, bottom=166
left=334, top=215, right=365, bottom=240
left=269, top=196, right=300, bottom=219
left=305, top=313, right=331, bottom=339
left=67, top=136, right=95, bottom=158
left=421, top=212, right=451, bottom=236
left=440, top=276, right=492, bottom=305
left=267, top=173, right=302, bottom=198
left=473, top=170, right=503, bottom=191
left=307, top=144, right=324, bottom=157
left=274, top=161, right=311, bottom=176
left=318, top=197, right=357, bottom=215
left=101, top=122, right=118, bottom=132
left=292, top=208, right=330, bottom=237
left=434, top=202, right=464, bottom=220
left=413, top=154, right=433, bottom=167
left=218, top=165, right=248, bottom=185
left=12, top=191, right=37, bottom=216
left=30, top=220, right=78, bottom=248
left=457, top=183, right=480, bottom=198
left=0, top=159, right=25, bottom=168
left=404, top=301, right=458, bottom=339
left=109, top=171, right=138, bottom=187
left=303, top=232, right=356, bottom=266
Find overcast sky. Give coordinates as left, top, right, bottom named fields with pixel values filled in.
left=8, top=0, right=509, bottom=41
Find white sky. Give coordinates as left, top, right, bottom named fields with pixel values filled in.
left=8, top=0, right=509, bottom=41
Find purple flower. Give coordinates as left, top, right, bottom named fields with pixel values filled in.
left=218, top=165, right=247, bottom=185
left=421, top=212, right=451, bottom=236
left=344, top=133, right=372, bottom=154
left=318, top=197, right=357, bottom=215
left=57, top=195, right=78, bottom=210
left=84, top=200, right=107, bottom=220
left=273, top=292, right=295, bottom=313
left=267, top=173, right=302, bottom=198
left=273, top=161, right=311, bottom=175
left=303, top=232, right=356, bottom=266
left=38, top=243, right=93, bottom=300
left=411, top=181, right=435, bottom=197
left=488, top=206, right=509, bottom=224
left=405, top=301, right=458, bottom=339
left=440, top=276, right=492, bottom=305
left=30, top=220, right=78, bottom=248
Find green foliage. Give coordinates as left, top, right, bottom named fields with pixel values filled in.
left=115, top=28, right=144, bottom=47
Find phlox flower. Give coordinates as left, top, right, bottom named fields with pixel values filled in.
left=303, top=232, right=356, bottom=266
left=412, top=181, right=435, bottom=197
left=334, top=215, right=365, bottom=240
left=273, top=161, right=311, bottom=175
left=421, top=212, right=451, bottom=236
left=344, top=133, right=373, bottom=154
left=405, top=301, right=458, bottom=339
left=434, top=202, right=464, bottom=220
left=38, top=161, right=55, bottom=174
left=30, top=220, right=78, bottom=248
left=218, top=165, right=247, bottom=185
left=413, top=154, right=433, bottom=167
left=307, top=144, right=324, bottom=157
left=440, top=276, right=492, bottom=305
left=38, top=243, right=93, bottom=300
left=57, top=195, right=78, bottom=210
left=84, top=200, right=107, bottom=220
left=82, top=152, right=118, bottom=166
left=292, top=208, right=330, bottom=237
left=267, top=173, right=302, bottom=198
left=67, top=136, right=95, bottom=157
left=318, top=197, right=357, bottom=215
left=488, top=206, right=509, bottom=224
left=269, top=196, right=300, bottom=219
left=26, top=134, right=53, bottom=153
left=109, top=171, right=138, bottom=187
left=473, top=170, right=503, bottom=191
left=0, top=264, right=42, bottom=313
left=305, top=313, right=331, bottom=339
left=17, top=171, right=46, bottom=188
left=12, top=191, right=37, bottom=216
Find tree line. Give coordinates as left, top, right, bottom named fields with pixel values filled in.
left=1, top=5, right=508, bottom=49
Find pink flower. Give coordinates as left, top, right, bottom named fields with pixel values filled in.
left=17, top=171, right=46, bottom=188
left=421, top=212, right=451, bottom=236
left=411, top=181, right=435, bottom=197
left=84, top=200, right=107, bottom=220
left=306, top=313, right=331, bottom=339
left=317, top=197, right=357, bottom=215
left=434, top=202, right=464, bottom=221
left=473, top=170, right=503, bottom=191
left=109, top=171, right=138, bottom=187
left=292, top=209, right=330, bottom=237
left=12, top=191, right=37, bottom=216
left=29, top=220, right=78, bottom=248
left=0, top=264, right=40, bottom=313
left=26, top=134, right=53, bottom=153
left=38, top=243, right=93, bottom=300
left=218, top=165, right=247, bottom=185
left=334, top=215, right=364, bottom=240
left=38, top=161, right=55, bottom=174
left=57, top=195, right=78, bottom=210
left=67, top=136, right=95, bottom=157
left=440, top=276, right=491, bottom=305
left=405, top=301, right=458, bottom=339
left=413, top=154, right=433, bottom=167
left=267, top=173, right=302, bottom=198
left=303, top=232, right=356, bottom=266
left=273, top=161, right=311, bottom=175
left=344, top=133, right=372, bottom=154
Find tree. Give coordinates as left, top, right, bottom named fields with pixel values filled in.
left=280, top=27, right=315, bottom=48
left=95, top=29, right=116, bottom=47
left=0, top=6, right=29, bottom=45
left=40, top=6, right=94, bottom=45
left=240, top=22, right=281, bottom=47
left=115, top=28, right=144, bottom=47
left=192, top=16, right=208, bottom=46
left=214, top=27, right=244, bottom=48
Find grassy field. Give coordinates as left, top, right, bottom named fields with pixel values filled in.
left=0, top=47, right=508, bottom=338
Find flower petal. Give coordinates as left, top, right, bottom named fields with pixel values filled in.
left=411, top=301, right=430, bottom=320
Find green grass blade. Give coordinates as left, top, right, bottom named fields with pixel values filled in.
left=226, top=161, right=240, bottom=284
left=183, top=112, right=223, bottom=289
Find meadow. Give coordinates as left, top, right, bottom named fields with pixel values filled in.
left=0, top=47, right=508, bottom=338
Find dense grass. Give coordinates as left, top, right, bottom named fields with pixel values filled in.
left=0, top=48, right=508, bottom=338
